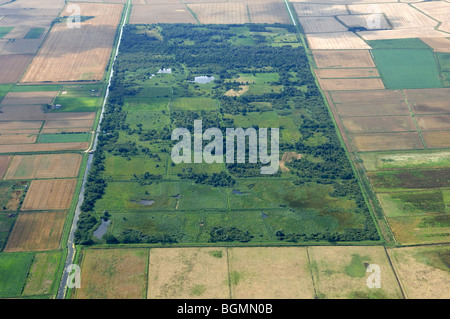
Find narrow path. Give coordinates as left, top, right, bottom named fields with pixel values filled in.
left=56, top=0, right=131, bottom=299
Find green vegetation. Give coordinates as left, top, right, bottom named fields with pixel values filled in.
left=76, top=24, right=379, bottom=245
left=0, top=252, right=34, bottom=297
left=24, top=27, right=46, bottom=39
left=37, top=133, right=91, bottom=143
left=372, top=48, right=442, bottom=89
left=0, top=27, right=13, bottom=38
left=11, top=84, right=62, bottom=92
left=344, top=254, right=369, bottom=278
left=0, top=213, right=16, bottom=251
left=367, top=38, right=432, bottom=50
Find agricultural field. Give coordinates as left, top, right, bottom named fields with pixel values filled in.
left=21, top=179, right=77, bottom=211
left=22, top=251, right=62, bottom=297
left=3, top=154, right=82, bottom=179
left=388, top=245, right=450, bottom=299
left=308, top=246, right=403, bottom=299
left=0, top=252, right=34, bottom=298
left=73, top=248, right=149, bottom=299
left=21, top=2, right=124, bottom=82
left=4, top=211, right=67, bottom=252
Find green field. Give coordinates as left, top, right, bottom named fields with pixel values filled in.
left=372, top=48, right=442, bottom=89
left=24, top=27, right=46, bottom=39
left=52, top=95, right=100, bottom=112
left=367, top=38, right=431, bottom=50
left=11, top=84, right=62, bottom=92
left=0, top=213, right=16, bottom=251
left=0, top=252, right=34, bottom=297
left=0, top=27, right=13, bottom=38
left=76, top=24, right=379, bottom=246
left=37, top=133, right=91, bottom=143
left=22, top=251, right=62, bottom=296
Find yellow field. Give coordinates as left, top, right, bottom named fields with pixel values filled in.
left=21, top=179, right=77, bottom=211
left=388, top=245, right=450, bottom=299
left=352, top=132, right=424, bottom=152
left=4, top=154, right=82, bottom=180
left=308, top=246, right=403, bottom=299
left=187, top=3, right=249, bottom=24
left=148, top=247, right=230, bottom=299
left=306, top=32, right=372, bottom=50
left=313, top=50, right=376, bottom=68
left=300, top=17, right=347, bottom=33
left=130, top=4, right=197, bottom=24
left=317, top=78, right=384, bottom=91
left=21, top=2, right=124, bottom=82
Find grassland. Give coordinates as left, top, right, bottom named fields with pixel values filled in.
left=0, top=252, right=34, bottom=298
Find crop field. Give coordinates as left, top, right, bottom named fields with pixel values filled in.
left=74, top=248, right=149, bottom=299
left=4, top=211, right=66, bottom=252
left=129, top=4, right=197, bottom=24
left=148, top=247, right=230, bottom=299
left=342, top=116, right=416, bottom=134
left=312, top=50, right=376, bottom=68
left=299, top=17, right=347, bottom=34
left=388, top=245, right=450, bottom=299
left=416, top=115, right=450, bottom=131
left=314, top=68, right=380, bottom=79
left=0, top=134, right=37, bottom=145
left=336, top=14, right=390, bottom=30
left=351, top=133, right=424, bottom=152
left=413, top=1, right=450, bottom=33
left=22, top=251, right=61, bottom=296
left=228, top=247, right=314, bottom=299
left=422, top=132, right=450, bottom=149
left=4, top=154, right=82, bottom=180
left=1, top=91, right=59, bottom=105
left=421, top=37, right=450, bottom=53
left=306, top=32, right=372, bottom=50
left=0, top=252, right=34, bottom=298
left=187, top=3, right=249, bottom=24
left=317, top=78, right=385, bottom=91
left=0, top=54, right=33, bottom=84
left=247, top=2, right=291, bottom=24
left=292, top=3, right=347, bottom=17
left=372, top=48, right=442, bottom=89
left=0, top=142, right=89, bottom=154
left=335, top=102, right=410, bottom=117
left=21, top=3, right=124, bottom=82
left=21, top=179, right=77, bottom=211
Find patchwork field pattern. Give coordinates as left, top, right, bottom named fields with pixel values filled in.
left=21, top=2, right=124, bottom=82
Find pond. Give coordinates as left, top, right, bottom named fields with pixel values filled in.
left=93, top=219, right=111, bottom=239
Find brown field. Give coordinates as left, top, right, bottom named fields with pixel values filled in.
left=0, top=134, right=36, bottom=145
left=0, top=54, right=33, bottom=84
left=3, top=0, right=65, bottom=10
left=1, top=39, right=44, bottom=55
left=21, top=179, right=77, bottom=211
left=41, top=127, right=93, bottom=134
left=247, top=2, right=291, bottom=24
left=130, top=4, right=197, bottom=24
left=306, top=32, right=372, bottom=50
left=352, top=132, right=424, bottom=152
left=420, top=37, right=450, bottom=53
left=75, top=248, right=148, bottom=299
left=423, top=131, right=450, bottom=148
left=342, top=116, right=416, bottom=134
left=317, top=77, right=384, bottom=91
left=188, top=3, right=249, bottom=24
left=349, top=3, right=437, bottom=30
left=228, top=247, right=314, bottom=299
left=336, top=102, right=410, bottom=117
left=416, top=115, right=450, bottom=131
left=299, top=17, right=347, bottom=33
left=148, top=247, right=229, bottom=299
left=224, top=85, right=249, bottom=97
left=0, top=142, right=89, bottom=153
left=21, top=3, right=124, bottom=82
left=409, top=100, right=450, bottom=114
left=280, top=151, right=302, bottom=172
left=1, top=91, right=59, bottom=105
left=0, top=105, right=96, bottom=122
left=330, top=90, right=405, bottom=104
left=3, top=211, right=66, bottom=252
left=4, top=154, right=82, bottom=180
left=404, top=88, right=450, bottom=102
left=315, top=68, right=380, bottom=79
left=42, top=119, right=94, bottom=130
left=313, top=50, right=375, bottom=68
left=0, top=121, right=43, bottom=131
left=0, top=155, right=11, bottom=179
left=337, top=14, right=390, bottom=30
left=292, top=3, right=347, bottom=17
left=387, top=245, right=450, bottom=299
left=308, top=246, right=403, bottom=299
